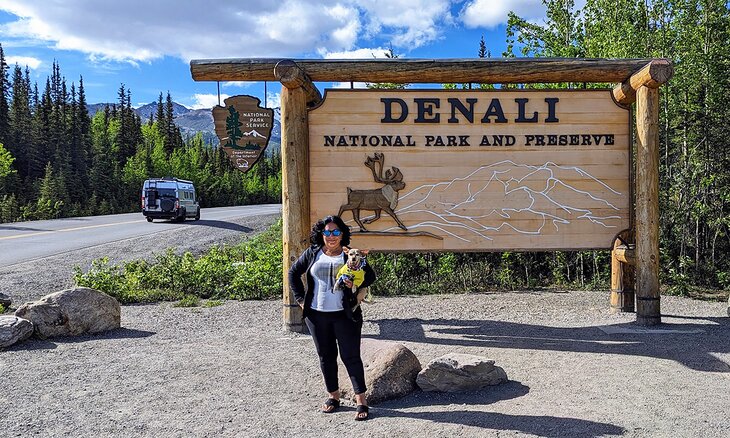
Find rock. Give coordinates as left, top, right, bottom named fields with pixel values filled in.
left=14, top=287, right=120, bottom=338
left=416, top=353, right=508, bottom=392
left=339, top=338, right=421, bottom=404
left=0, top=315, right=34, bottom=348
left=727, top=295, right=730, bottom=318
left=0, top=292, right=11, bottom=308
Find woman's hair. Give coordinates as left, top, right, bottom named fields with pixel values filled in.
left=310, top=215, right=351, bottom=247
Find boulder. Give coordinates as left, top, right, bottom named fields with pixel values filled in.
left=15, top=287, right=120, bottom=338
left=339, top=338, right=421, bottom=404
left=417, top=353, right=508, bottom=392
left=0, top=315, right=34, bottom=348
left=0, top=292, right=11, bottom=308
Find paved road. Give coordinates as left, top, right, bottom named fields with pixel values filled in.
left=0, top=204, right=281, bottom=269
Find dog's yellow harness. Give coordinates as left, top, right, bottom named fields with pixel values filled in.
left=336, top=264, right=366, bottom=288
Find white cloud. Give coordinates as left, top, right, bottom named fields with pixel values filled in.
left=190, top=93, right=230, bottom=109
left=0, top=1, right=454, bottom=63
left=358, top=0, right=452, bottom=47
left=222, top=81, right=252, bottom=88
left=332, top=81, right=368, bottom=89
left=325, top=4, right=361, bottom=48
left=322, top=47, right=394, bottom=88
left=266, top=92, right=281, bottom=109
left=0, top=0, right=361, bottom=62
left=461, top=0, right=546, bottom=28
left=5, top=56, right=41, bottom=69
left=321, top=47, right=394, bottom=59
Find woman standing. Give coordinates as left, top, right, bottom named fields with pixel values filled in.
left=288, top=215, right=375, bottom=421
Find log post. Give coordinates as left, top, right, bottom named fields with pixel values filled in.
left=635, top=86, right=661, bottom=326
left=281, top=62, right=317, bottom=332
left=610, top=234, right=635, bottom=313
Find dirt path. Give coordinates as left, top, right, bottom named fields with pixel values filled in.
left=2, top=291, right=728, bottom=437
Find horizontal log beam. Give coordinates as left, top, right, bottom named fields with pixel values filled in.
left=274, top=60, right=322, bottom=107
left=191, top=58, right=667, bottom=85
left=612, top=59, right=673, bottom=105
left=614, top=245, right=635, bottom=266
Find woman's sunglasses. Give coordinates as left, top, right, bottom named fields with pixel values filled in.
left=322, top=229, right=342, bottom=237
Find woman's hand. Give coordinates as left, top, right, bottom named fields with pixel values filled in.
left=343, top=278, right=354, bottom=289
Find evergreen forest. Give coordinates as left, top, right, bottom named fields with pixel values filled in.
left=500, top=0, right=730, bottom=294
left=4, top=0, right=730, bottom=297
left=0, top=51, right=281, bottom=223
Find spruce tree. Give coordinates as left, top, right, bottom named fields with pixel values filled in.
left=8, top=65, right=31, bottom=182
left=478, top=35, right=488, bottom=58
left=155, top=93, right=165, bottom=139
left=77, top=77, right=91, bottom=174
left=0, top=44, right=9, bottom=145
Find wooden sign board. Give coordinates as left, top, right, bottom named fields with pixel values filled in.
left=213, top=95, right=273, bottom=172
left=308, top=89, right=630, bottom=251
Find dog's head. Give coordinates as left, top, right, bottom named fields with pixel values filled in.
left=344, top=247, right=368, bottom=270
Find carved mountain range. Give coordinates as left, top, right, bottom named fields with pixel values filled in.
left=385, top=160, right=627, bottom=242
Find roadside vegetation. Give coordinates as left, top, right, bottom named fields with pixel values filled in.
left=73, top=218, right=614, bottom=305
left=73, top=220, right=283, bottom=304
left=73, top=217, right=727, bottom=305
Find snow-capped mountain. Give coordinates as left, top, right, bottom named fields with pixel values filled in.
left=242, top=129, right=267, bottom=138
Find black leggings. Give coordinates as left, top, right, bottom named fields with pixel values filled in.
left=304, top=309, right=366, bottom=395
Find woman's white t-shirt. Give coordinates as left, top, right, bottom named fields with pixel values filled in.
left=310, top=250, right=345, bottom=312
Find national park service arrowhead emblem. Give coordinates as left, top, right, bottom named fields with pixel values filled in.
left=212, top=95, right=274, bottom=173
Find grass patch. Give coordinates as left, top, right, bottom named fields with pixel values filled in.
left=202, top=299, right=225, bottom=308
left=73, top=219, right=282, bottom=304
left=0, top=303, right=5, bottom=314
left=174, top=294, right=200, bottom=307
left=661, top=284, right=729, bottom=302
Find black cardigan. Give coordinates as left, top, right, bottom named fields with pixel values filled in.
left=288, top=245, right=376, bottom=321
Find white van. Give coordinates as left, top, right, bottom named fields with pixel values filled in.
left=141, top=177, right=200, bottom=222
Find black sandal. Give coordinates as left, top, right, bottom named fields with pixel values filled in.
left=321, top=398, right=340, bottom=413
left=355, top=405, right=370, bottom=421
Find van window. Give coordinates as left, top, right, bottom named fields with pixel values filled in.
left=157, top=188, right=176, bottom=197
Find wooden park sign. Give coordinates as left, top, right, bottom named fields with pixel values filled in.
left=309, top=89, right=630, bottom=251
left=213, top=95, right=274, bottom=172
left=191, top=58, right=672, bottom=329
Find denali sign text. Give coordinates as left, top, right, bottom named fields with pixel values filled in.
left=380, top=97, right=560, bottom=124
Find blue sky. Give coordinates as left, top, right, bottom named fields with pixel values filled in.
left=0, top=1, right=559, bottom=109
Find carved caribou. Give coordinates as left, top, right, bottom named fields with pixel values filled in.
left=338, top=153, right=407, bottom=231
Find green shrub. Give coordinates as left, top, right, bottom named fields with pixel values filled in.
left=73, top=217, right=623, bottom=304
left=717, top=271, right=730, bottom=291
left=0, top=303, right=5, bottom=314
left=73, top=219, right=282, bottom=304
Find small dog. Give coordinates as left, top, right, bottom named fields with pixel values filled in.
left=336, top=247, right=372, bottom=309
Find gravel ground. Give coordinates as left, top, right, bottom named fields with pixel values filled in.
left=2, top=212, right=729, bottom=437
left=1, top=291, right=729, bottom=438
